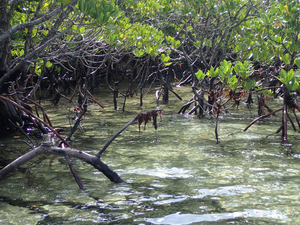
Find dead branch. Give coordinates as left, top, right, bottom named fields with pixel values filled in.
left=64, top=154, right=84, bottom=189
left=0, top=143, right=124, bottom=185
left=1, top=109, right=163, bottom=188
left=96, top=109, right=163, bottom=158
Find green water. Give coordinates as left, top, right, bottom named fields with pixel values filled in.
left=1, top=85, right=300, bottom=224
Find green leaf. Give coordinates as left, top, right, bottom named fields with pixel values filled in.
left=281, top=54, right=291, bottom=65
left=244, top=79, right=254, bottom=90
left=279, top=70, right=288, bottom=83
left=43, top=30, right=48, bottom=36
left=46, top=61, right=52, bottom=68
left=209, top=66, right=215, bottom=77
left=106, top=24, right=115, bottom=30
left=79, top=27, right=85, bottom=33
left=279, top=69, right=299, bottom=91
left=78, top=0, right=85, bottom=12
left=261, top=14, right=269, bottom=24
left=103, top=12, right=110, bottom=23
left=72, top=25, right=78, bottom=31
left=294, top=71, right=300, bottom=78
left=228, top=75, right=238, bottom=89
left=72, top=6, right=80, bottom=15
left=108, top=34, right=118, bottom=45
left=286, top=76, right=299, bottom=91
left=161, top=54, right=170, bottom=63
left=32, top=29, right=37, bottom=37
left=66, top=35, right=72, bottom=41
left=133, top=49, right=145, bottom=57
left=294, top=58, right=300, bottom=68
left=146, top=46, right=154, bottom=56
left=195, top=70, right=205, bottom=80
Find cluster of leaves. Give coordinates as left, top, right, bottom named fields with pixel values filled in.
left=237, top=0, right=300, bottom=92
left=190, top=0, right=300, bottom=94
left=5, top=0, right=300, bottom=94
left=196, top=60, right=253, bottom=91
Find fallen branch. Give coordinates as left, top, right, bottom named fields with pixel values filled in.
left=0, top=143, right=124, bottom=184
left=0, top=110, right=163, bottom=188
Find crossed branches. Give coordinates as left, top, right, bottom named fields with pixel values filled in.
left=0, top=110, right=162, bottom=189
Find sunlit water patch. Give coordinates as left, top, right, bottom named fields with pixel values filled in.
left=140, top=210, right=289, bottom=224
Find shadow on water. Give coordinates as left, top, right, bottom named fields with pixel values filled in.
left=1, top=86, right=300, bottom=224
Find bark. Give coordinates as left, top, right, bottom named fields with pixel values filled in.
left=243, top=108, right=283, bottom=132
left=282, top=89, right=288, bottom=143
left=0, top=0, right=11, bottom=71
left=0, top=144, right=124, bottom=184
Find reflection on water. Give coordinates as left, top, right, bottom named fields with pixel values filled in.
left=1, top=86, right=300, bottom=224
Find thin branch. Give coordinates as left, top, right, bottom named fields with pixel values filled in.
left=96, top=110, right=162, bottom=158
left=0, top=7, right=61, bottom=44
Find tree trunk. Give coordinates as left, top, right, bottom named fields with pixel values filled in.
left=0, top=0, right=11, bottom=73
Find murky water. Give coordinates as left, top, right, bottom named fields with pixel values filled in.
left=1, top=85, right=300, bottom=224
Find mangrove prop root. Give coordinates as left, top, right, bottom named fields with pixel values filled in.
left=69, top=85, right=78, bottom=102
left=243, top=108, right=283, bottom=132
left=178, top=100, right=195, bottom=114
left=287, top=112, right=296, bottom=131
left=276, top=124, right=283, bottom=134
left=187, top=105, right=199, bottom=115
left=87, top=90, right=104, bottom=109
left=283, top=94, right=288, bottom=143
left=215, top=103, right=222, bottom=143
left=292, top=109, right=300, bottom=129
left=0, top=144, right=124, bottom=185
left=96, top=116, right=138, bottom=158
left=64, top=106, right=87, bottom=143
left=0, top=95, right=70, bottom=147
left=215, top=112, right=219, bottom=144
left=23, top=96, right=53, bottom=127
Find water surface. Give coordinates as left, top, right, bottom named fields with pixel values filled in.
left=1, top=85, right=300, bottom=224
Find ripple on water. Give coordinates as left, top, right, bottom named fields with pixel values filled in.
left=139, top=209, right=289, bottom=224
left=127, top=167, right=193, bottom=179
left=192, top=185, right=256, bottom=199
